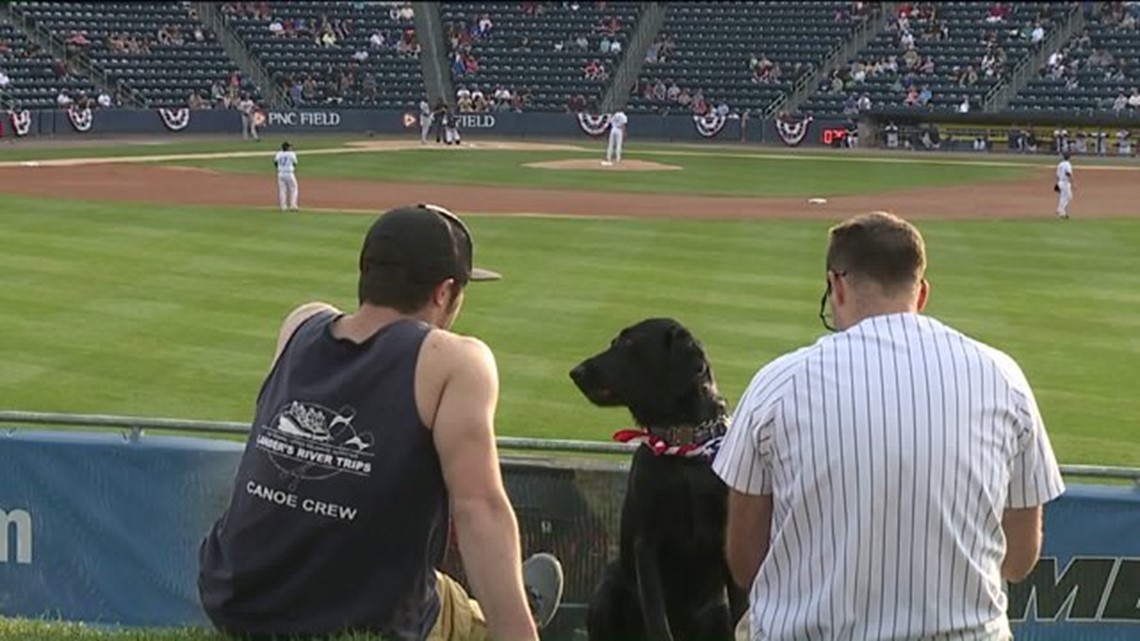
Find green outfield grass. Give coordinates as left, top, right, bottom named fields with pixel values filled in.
left=166, top=147, right=1036, bottom=197
left=2, top=195, right=1138, bottom=466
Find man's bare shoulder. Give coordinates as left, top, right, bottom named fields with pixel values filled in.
left=272, top=301, right=339, bottom=362
left=421, top=329, right=496, bottom=368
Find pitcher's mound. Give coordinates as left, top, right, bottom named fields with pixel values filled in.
left=524, top=159, right=682, bottom=171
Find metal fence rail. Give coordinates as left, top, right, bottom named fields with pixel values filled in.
left=2, top=410, right=1138, bottom=481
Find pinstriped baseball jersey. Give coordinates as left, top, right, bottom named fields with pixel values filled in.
left=713, top=312, right=1065, bottom=641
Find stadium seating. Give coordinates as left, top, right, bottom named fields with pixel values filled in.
left=0, top=22, right=99, bottom=109
left=223, top=1, right=424, bottom=109
left=9, top=1, right=248, bottom=108
left=438, top=1, right=642, bottom=112
left=626, top=1, right=867, bottom=116
left=801, top=2, right=1069, bottom=116
left=1005, top=3, right=1140, bottom=116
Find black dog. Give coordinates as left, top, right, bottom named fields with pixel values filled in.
left=570, top=318, right=748, bottom=641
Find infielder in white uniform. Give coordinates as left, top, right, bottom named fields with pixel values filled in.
left=1056, top=150, right=1073, bottom=219
left=715, top=211, right=1064, bottom=641
left=274, top=141, right=299, bottom=211
left=603, top=109, right=627, bottom=166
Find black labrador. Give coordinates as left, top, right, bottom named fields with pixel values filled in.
left=569, top=317, right=748, bottom=641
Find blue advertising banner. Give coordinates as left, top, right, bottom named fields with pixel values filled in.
left=1, top=429, right=1137, bottom=640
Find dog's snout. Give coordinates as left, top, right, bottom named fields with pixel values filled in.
left=569, top=363, right=588, bottom=383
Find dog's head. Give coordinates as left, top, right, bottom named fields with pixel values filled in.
left=569, top=317, right=726, bottom=428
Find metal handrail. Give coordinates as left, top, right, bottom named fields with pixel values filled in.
left=2, top=410, right=1137, bottom=481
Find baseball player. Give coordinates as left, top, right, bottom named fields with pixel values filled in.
left=1118, top=129, right=1133, bottom=156
left=716, top=211, right=1064, bottom=641
left=602, top=109, right=627, bottom=166
left=418, top=98, right=432, bottom=144
left=1055, top=150, right=1073, bottom=219
left=274, top=141, right=299, bottom=211
left=443, top=108, right=461, bottom=145
left=238, top=94, right=259, bottom=142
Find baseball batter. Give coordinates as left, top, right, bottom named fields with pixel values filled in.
left=1056, top=150, right=1073, bottom=219
left=274, top=141, right=299, bottom=211
left=603, top=109, right=627, bottom=166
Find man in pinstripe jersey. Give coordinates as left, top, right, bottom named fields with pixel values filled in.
left=713, top=211, right=1065, bottom=641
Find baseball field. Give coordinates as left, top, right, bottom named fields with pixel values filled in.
left=2, top=133, right=1139, bottom=639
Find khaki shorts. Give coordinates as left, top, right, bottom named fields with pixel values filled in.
left=426, top=571, right=488, bottom=641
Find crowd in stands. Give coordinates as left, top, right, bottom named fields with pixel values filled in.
left=1032, top=1, right=1140, bottom=112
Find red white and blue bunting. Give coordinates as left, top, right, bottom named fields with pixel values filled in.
left=693, top=113, right=727, bottom=138
left=158, top=107, right=190, bottom=131
left=775, top=113, right=813, bottom=147
left=575, top=112, right=611, bottom=137
left=66, top=106, right=93, bottom=132
left=8, top=110, right=31, bottom=137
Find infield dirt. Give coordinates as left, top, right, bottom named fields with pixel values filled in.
left=0, top=139, right=1136, bottom=220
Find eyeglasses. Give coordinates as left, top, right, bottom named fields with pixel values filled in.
left=818, top=270, right=846, bottom=332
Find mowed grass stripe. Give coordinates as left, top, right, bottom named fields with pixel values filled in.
left=1, top=197, right=1138, bottom=466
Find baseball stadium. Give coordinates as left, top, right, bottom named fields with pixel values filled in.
left=1, top=1, right=1139, bottom=640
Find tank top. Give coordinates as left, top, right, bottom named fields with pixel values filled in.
left=198, top=312, right=448, bottom=641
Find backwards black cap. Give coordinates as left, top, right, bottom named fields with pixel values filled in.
left=360, top=203, right=501, bottom=286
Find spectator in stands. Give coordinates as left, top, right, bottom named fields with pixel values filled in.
left=361, top=73, right=377, bottom=103
left=665, top=80, right=679, bottom=102
left=0, top=69, right=9, bottom=92
left=918, top=84, right=932, bottom=106
left=56, top=90, right=72, bottom=108
left=691, top=90, right=708, bottom=116
left=370, top=30, right=386, bottom=49
left=1031, top=21, right=1045, bottom=45
left=715, top=100, right=730, bottom=117
left=904, top=85, right=919, bottom=105
left=575, top=33, right=588, bottom=51
left=268, top=18, right=284, bottom=37
left=97, top=90, right=113, bottom=108
left=478, top=13, right=493, bottom=38
left=471, top=86, right=487, bottom=111
left=583, top=59, right=603, bottom=80
left=987, top=3, right=1010, bottom=23
left=189, top=92, right=206, bottom=109
left=958, top=95, right=971, bottom=113
left=857, top=93, right=872, bottom=112
left=1130, top=89, right=1140, bottom=110
left=843, top=94, right=859, bottom=115
left=456, top=85, right=471, bottom=104
left=676, top=87, right=691, bottom=108
left=494, top=86, right=512, bottom=110
left=599, top=34, right=611, bottom=53
left=610, top=38, right=622, bottom=55
left=193, top=24, right=206, bottom=43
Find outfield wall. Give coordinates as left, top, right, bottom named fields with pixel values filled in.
left=0, top=428, right=1138, bottom=640
left=6, top=107, right=1138, bottom=157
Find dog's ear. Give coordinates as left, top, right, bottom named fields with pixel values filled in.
left=667, top=324, right=707, bottom=400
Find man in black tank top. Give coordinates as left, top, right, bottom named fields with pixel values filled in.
left=198, top=203, right=564, bottom=641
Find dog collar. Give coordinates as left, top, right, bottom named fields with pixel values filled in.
left=612, top=417, right=728, bottom=461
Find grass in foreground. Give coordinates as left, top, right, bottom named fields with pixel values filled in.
left=2, top=196, right=1139, bottom=466
left=0, top=618, right=384, bottom=641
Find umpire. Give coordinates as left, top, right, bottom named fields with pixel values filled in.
left=714, top=211, right=1065, bottom=641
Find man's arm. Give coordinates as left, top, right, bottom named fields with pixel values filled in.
left=1002, top=370, right=1066, bottom=583
left=431, top=336, right=537, bottom=641
left=1001, top=506, right=1042, bottom=582
left=712, top=358, right=789, bottom=590
left=726, top=490, right=773, bottom=589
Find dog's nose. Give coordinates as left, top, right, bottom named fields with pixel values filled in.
left=569, top=363, right=587, bottom=383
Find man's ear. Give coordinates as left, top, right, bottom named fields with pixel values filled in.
left=916, top=277, right=930, bottom=312
left=667, top=325, right=706, bottom=400
left=431, top=278, right=456, bottom=307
